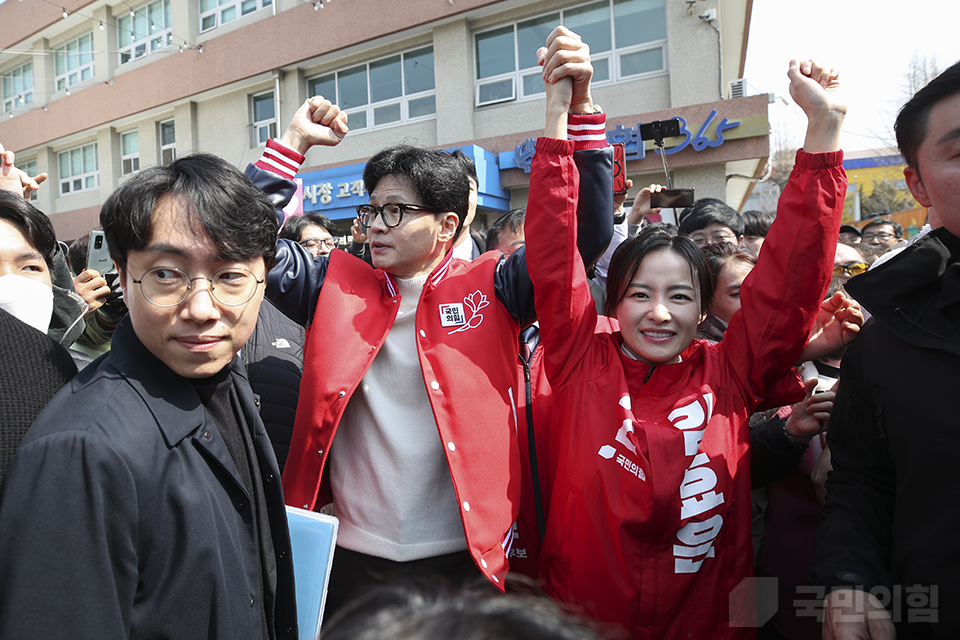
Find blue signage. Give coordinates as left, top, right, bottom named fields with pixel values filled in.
left=298, top=145, right=511, bottom=221
left=298, top=163, right=369, bottom=221
left=664, top=110, right=740, bottom=155
left=500, top=109, right=742, bottom=173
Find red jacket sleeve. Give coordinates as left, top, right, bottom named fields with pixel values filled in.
left=720, top=149, right=846, bottom=407
left=525, top=137, right=601, bottom=388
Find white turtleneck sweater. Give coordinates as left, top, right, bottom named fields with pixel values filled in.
left=329, top=274, right=467, bottom=561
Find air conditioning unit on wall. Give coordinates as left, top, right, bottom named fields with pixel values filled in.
left=729, top=79, right=746, bottom=99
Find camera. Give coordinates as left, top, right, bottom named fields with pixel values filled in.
left=639, top=119, right=681, bottom=143
left=637, top=119, right=692, bottom=217
left=650, top=188, right=695, bottom=210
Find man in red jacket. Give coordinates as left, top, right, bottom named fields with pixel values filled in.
left=244, top=30, right=613, bottom=616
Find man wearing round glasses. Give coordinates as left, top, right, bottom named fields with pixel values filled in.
left=0, top=154, right=298, bottom=639
left=119, top=194, right=268, bottom=379
left=245, top=31, right=612, bottom=613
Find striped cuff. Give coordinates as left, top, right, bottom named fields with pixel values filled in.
left=254, top=139, right=305, bottom=180
left=567, top=112, right=607, bottom=150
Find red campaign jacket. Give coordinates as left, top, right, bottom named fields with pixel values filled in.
left=278, top=249, right=526, bottom=588
left=525, top=139, right=845, bottom=639
left=247, top=119, right=611, bottom=591
left=508, top=328, right=554, bottom=579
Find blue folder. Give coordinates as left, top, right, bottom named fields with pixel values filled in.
left=285, top=506, right=339, bottom=640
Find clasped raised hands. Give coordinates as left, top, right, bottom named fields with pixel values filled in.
left=537, top=26, right=596, bottom=117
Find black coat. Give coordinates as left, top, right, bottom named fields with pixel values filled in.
left=0, top=308, right=76, bottom=488
left=811, top=227, right=960, bottom=637
left=0, top=317, right=298, bottom=640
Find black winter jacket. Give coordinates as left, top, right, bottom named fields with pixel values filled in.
left=811, top=227, right=960, bottom=637
left=243, top=297, right=305, bottom=472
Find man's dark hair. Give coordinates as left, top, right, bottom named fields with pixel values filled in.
left=363, top=145, right=470, bottom=241
left=838, top=223, right=861, bottom=239
left=450, top=149, right=479, bottom=186
left=100, top=153, right=279, bottom=272
left=741, top=210, right=774, bottom=238
left=895, top=59, right=960, bottom=170
left=322, top=582, right=604, bottom=640
left=862, top=217, right=903, bottom=239
left=605, top=226, right=714, bottom=317
left=67, top=231, right=90, bottom=275
left=678, top=198, right=744, bottom=238
left=278, top=212, right=337, bottom=242
left=644, top=221, right=679, bottom=235
left=0, top=191, right=58, bottom=270
left=486, top=208, right=525, bottom=253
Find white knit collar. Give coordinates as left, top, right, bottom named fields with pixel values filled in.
left=394, top=274, right=428, bottom=297
left=394, top=274, right=428, bottom=313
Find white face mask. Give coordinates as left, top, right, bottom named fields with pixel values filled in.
left=0, top=273, right=54, bottom=335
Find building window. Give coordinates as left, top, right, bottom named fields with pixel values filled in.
left=159, top=119, right=176, bottom=164
left=2, top=62, right=34, bottom=113
left=474, top=0, right=666, bottom=106
left=20, top=160, right=39, bottom=201
left=306, top=46, right=436, bottom=132
left=251, top=92, right=276, bottom=146
left=200, top=0, right=272, bottom=32
left=55, top=33, right=95, bottom=91
left=58, top=143, right=99, bottom=195
left=118, top=0, right=173, bottom=65
left=121, top=131, right=140, bottom=175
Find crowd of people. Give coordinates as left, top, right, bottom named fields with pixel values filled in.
left=0, top=24, right=956, bottom=640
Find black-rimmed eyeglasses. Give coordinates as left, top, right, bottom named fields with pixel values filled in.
left=132, top=267, right=264, bottom=307
left=356, top=203, right=439, bottom=230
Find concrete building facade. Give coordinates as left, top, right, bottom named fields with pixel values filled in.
left=1, top=0, right=768, bottom=241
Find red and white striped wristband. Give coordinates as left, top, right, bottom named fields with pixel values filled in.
left=567, top=108, right=607, bottom=149
left=254, top=139, right=305, bottom=180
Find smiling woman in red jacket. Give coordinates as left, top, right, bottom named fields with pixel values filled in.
left=528, top=28, right=850, bottom=640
